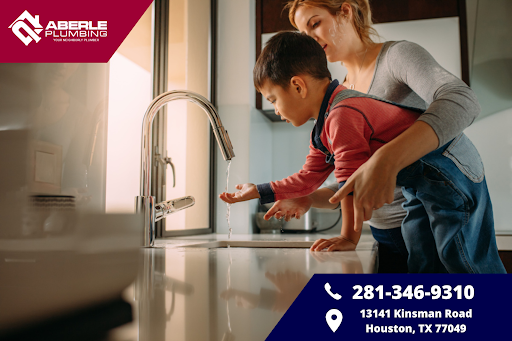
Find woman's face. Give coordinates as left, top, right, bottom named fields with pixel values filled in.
left=294, top=5, right=353, bottom=63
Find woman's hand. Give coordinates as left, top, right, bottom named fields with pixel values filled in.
left=263, top=196, right=313, bottom=221
left=310, top=236, right=358, bottom=252
left=329, top=153, right=398, bottom=232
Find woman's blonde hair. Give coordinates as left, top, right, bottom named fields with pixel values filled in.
left=285, top=0, right=378, bottom=47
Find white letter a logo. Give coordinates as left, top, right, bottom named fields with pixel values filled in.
left=9, top=10, right=43, bottom=46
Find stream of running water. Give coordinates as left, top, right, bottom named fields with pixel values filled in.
left=225, top=160, right=232, bottom=241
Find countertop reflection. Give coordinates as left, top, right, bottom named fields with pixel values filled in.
left=108, top=233, right=378, bottom=341
left=0, top=213, right=142, bottom=340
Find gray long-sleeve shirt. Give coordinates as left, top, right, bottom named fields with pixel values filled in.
left=326, top=40, right=481, bottom=229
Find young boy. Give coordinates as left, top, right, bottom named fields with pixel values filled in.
left=220, top=31, right=505, bottom=273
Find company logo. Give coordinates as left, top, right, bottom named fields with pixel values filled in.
left=8, top=10, right=108, bottom=46
left=9, top=10, right=43, bottom=46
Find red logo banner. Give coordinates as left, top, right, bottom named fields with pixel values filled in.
left=0, top=0, right=153, bottom=62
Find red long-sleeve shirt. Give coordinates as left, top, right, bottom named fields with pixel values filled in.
left=257, top=82, right=421, bottom=204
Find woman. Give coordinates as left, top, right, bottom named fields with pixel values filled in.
left=265, top=0, right=481, bottom=273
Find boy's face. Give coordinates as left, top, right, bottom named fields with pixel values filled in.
left=259, top=80, right=311, bottom=127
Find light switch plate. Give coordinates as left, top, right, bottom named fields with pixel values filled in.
left=34, top=151, right=56, bottom=183
left=29, top=140, right=62, bottom=194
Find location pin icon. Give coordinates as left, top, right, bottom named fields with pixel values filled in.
left=326, top=309, right=343, bottom=332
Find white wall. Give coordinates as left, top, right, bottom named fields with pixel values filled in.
left=465, top=107, right=512, bottom=234
left=373, top=17, right=461, bottom=78
left=271, top=122, right=314, bottom=181
left=216, top=0, right=275, bottom=234
left=464, top=0, right=512, bottom=234
left=468, top=0, right=512, bottom=120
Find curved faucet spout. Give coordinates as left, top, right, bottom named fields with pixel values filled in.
left=140, top=90, right=234, bottom=197
left=137, top=90, right=235, bottom=247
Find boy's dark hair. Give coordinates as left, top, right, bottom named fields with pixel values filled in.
left=254, top=31, right=332, bottom=91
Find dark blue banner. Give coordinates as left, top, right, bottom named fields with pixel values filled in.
left=267, top=274, right=511, bottom=340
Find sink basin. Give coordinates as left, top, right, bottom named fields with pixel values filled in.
left=181, top=240, right=314, bottom=248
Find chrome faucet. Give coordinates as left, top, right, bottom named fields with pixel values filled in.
left=136, top=90, right=235, bottom=247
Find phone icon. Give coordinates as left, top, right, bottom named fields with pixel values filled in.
left=325, top=282, right=342, bottom=300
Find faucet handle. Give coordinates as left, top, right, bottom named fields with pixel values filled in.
left=155, top=195, right=195, bottom=222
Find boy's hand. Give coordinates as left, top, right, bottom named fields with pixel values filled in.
left=310, top=236, right=357, bottom=252
left=219, top=183, right=260, bottom=203
left=264, top=196, right=313, bottom=221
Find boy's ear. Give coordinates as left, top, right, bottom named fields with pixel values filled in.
left=290, top=76, right=307, bottom=98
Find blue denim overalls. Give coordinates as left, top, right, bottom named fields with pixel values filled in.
left=318, top=86, right=505, bottom=274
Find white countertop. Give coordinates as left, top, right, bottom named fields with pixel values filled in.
left=107, top=232, right=378, bottom=341
left=5, top=220, right=507, bottom=340
left=497, top=235, right=512, bottom=251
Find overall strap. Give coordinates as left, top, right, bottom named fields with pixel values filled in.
left=328, top=89, right=425, bottom=117
left=320, top=90, right=425, bottom=166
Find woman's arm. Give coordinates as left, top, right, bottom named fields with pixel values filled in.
left=385, top=40, right=480, bottom=147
